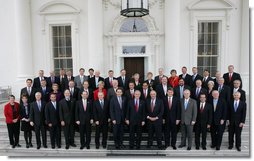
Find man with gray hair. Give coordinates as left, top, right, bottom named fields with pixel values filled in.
left=154, top=68, right=167, bottom=87
left=89, top=70, right=104, bottom=91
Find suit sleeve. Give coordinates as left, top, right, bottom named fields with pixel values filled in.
left=176, top=100, right=181, bottom=120
left=158, top=100, right=164, bottom=119
left=29, top=103, right=34, bottom=122
left=192, top=100, right=197, bottom=122
left=222, top=100, right=227, bottom=121
left=59, top=102, right=64, bottom=122
left=44, top=104, right=50, bottom=124
left=208, top=104, right=213, bottom=125
left=75, top=102, right=79, bottom=122
left=126, top=101, right=130, bottom=120
left=110, top=99, right=116, bottom=121
left=241, top=102, right=247, bottom=124
left=93, top=102, right=98, bottom=121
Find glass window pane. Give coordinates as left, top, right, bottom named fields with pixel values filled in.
left=66, top=36, right=72, bottom=47
left=66, top=47, right=72, bottom=57
left=52, top=27, right=58, bottom=36
left=65, top=26, right=71, bottom=36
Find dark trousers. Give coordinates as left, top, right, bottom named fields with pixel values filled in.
left=24, top=130, right=32, bottom=145
left=7, top=122, right=20, bottom=146
left=147, top=121, right=162, bottom=147
left=49, top=125, right=61, bottom=147
left=195, top=123, right=208, bottom=147
left=80, top=123, right=91, bottom=147
left=164, top=121, right=177, bottom=147
left=95, top=122, right=108, bottom=147
left=63, top=123, right=75, bottom=146
left=34, top=124, right=47, bottom=147
left=229, top=124, right=242, bottom=148
left=180, top=123, right=193, bottom=148
left=129, top=123, right=142, bottom=147
left=210, top=124, right=224, bottom=148
left=113, top=123, right=124, bottom=147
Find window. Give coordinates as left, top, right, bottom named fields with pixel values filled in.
left=52, top=25, right=73, bottom=74
left=197, top=22, right=219, bottom=76
left=122, top=46, right=146, bottom=54
left=120, top=18, right=148, bottom=32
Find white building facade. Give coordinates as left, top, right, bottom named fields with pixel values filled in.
left=0, top=0, right=249, bottom=98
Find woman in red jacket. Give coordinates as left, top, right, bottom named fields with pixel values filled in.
left=168, top=69, right=179, bottom=88
left=93, top=81, right=107, bottom=101
left=4, top=95, right=21, bottom=148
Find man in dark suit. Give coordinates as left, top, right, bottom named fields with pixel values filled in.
left=223, top=65, right=242, bottom=89
left=179, top=66, right=192, bottom=87
left=145, top=72, right=155, bottom=91
left=232, top=80, right=246, bottom=102
left=105, top=70, right=117, bottom=90
left=59, top=89, right=77, bottom=149
left=29, top=92, right=47, bottom=149
left=58, top=69, right=68, bottom=93
left=156, top=76, right=171, bottom=99
left=154, top=68, right=167, bottom=88
left=213, top=71, right=222, bottom=89
left=117, top=69, right=130, bottom=90
left=125, top=90, right=146, bottom=149
left=89, top=70, right=104, bottom=91
left=110, top=88, right=127, bottom=149
left=146, top=90, right=164, bottom=149
left=37, top=79, right=51, bottom=102
left=210, top=90, right=227, bottom=150
left=45, top=93, right=61, bottom=149
left=78, top=81, right=93, bottom=101
left=162, top=88, right=180, bottom=150
left=191, top=80, right=207, bottom=102
left=107, top=80, right=118, bottom=101
left=68, top=80, right=80, bottom=100
left=75, top=91, right=93, bottom=149
left=88, top=68, right=95, bottom=79
left=202, top=69, right=213, bottom=90
left=228, top=92, right=247, bottom=152
left=93, top=92, right=110, bottom=149
left=194, top=93, right=212, bottom=150
left=47, top=71, right=60, bottom=90
left=216, top=77, right=231, bottom=106
left=140, top=82, right=151, bottom=101
left=174, top=78, right=190, bottom=100
left=20, top=79, right=36, bottom=103
left=191, top=67, right=203, bottom=88
left=178, top=89, right=197, bottom=150
left=33, top=70, right=46, bottom=89
left=125, top=82, right=135, bottom=102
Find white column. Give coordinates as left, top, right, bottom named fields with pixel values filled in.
left=239, top=0, right=249, bottom=94
left=14, top=0, right=33, bottom=80
left=164, top=0, right=180, bottom=74
left=87, top=0, right=104, bottom=73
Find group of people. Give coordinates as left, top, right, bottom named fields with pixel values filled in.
left=4, top=65, right=247, bottom=152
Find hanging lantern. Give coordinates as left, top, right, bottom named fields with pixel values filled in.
left=121, top=0, right=149, bottom=17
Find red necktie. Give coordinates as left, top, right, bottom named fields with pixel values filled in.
left=143, top=89, right=147, bottom=98
left=110, top=78, right=112, bottom=86
left=229, top=73, right=232, bottom=82
left=200, top=103, right=204, bottom=113
left=135, top=100, right=138, bottom=112
left=159, top=77, right=162, bottom=83
left=168, top=97, right=172, bottom=110
left=151, top=99, right=155, bottom=112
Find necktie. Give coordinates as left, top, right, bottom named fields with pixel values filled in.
left=151, top=99, right=155, bottom=112
left=25, top=105, right=28, bottom=115
left=37, top=101, right=41, bottom=111
left=83, top=100, right=87, bottom=111
left=135, top=99, right=138, bottom=112
left=118, top=97, right=122, bottom=109
left=51, top=77, right=54, bottom=83
left=218, top=85, right=222, bottom=93
left=28, top=87, right=31, bottom=96
left=110, top=78, right=112, bottom=86
left=122, top=77, right=125, bottom=86
left=196, top=88, right=200, bottom=97
left=71, top=88, right=73, bottom=95
left=100, top=100, right=104, bottom=109
left=229, top=73, right=232, bottom=81
left=192, top=75, right=195, bottom=81
left=53, top=102, right=56, bottom=109
left=200, top=103, right=204, bottom=112
left=234, top=101, right=238, bottom=112
left=184, top=100, right=188, bottom=110
left=213, top=100, right=217, bottom=112
left=143, top=89, right=147, bottom=98
left=159, top=76, right=162, bottom=83
left=180, top=86, right=183, bottom=99
left=43, top=87, right=46, bottom=94
left=168, top=97, right=172, bottom=110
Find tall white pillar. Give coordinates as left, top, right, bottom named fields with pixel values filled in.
left=239, top=0, right=249, bottom=95
left=87, top=0, right=104, bottom=73
left=164, top=0, right=180, bottom=74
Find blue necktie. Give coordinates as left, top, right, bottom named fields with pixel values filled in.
left=234, top=101, right=238, bottom=112
left=184, top=100, right=188, bottom=110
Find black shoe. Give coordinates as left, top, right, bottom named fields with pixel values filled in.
left=86, top=146, right=90, bottom=149
left=136, top=146, right=140, bottom=150
left=96, top=146, right=99, bottom=149
left=37, top=146, right=41, bottom=149
left=236, top=147, right=241, bottom=152
left=172, top=146, right=177, bottom=150
left=70, top=144, right=77, bottom=147
left=80, top=146, right=84, bottom=150
left=187, top=147, right=191, bottom=150
left=130, top=146, right=134, bottom=149
left=43, top=145, right=48, bottom=148
left=16, top=144, right=21, bottom=147
left=12, top=145, right=15, bottom=148
left=178, top=145, right=186, bottom=148
left=29, top=143, right=33, bottom=147
left=159, top=146, right=164, bottom=150
left=228, top=146, right=233, bottom=150
left=65, top=146, right=69, bottom=149
left=103, top=145, right=107, bottom=149
left=115, top=146, right=120, bottom=149
left=196, top=146, right=200, bottom=150
left=52, top=146, right=55, bottom=149
left=210, top=145, right=216, bottom=148
left=146, top=145, right=151, bottom=149
left=26, top=144, right=29, bottom=148
left=202, top=147, right=207, bottom=150
left=120, top=145, right=125, bottom=149
left=58, top=146, right=61, bottom=149
left=216, top=147, right=220, bottom=151
left=165, top=144, right=170, bottom=148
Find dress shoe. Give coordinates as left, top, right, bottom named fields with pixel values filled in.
left=178, top=145, right=186, bottom=148
left=136, top=146, right=140, bottom=150
left=228, top=146, right=233, bottom=150
left=70, top=144, right=77, bottom=147
left=115, top=146, right=120, bottom=149
left=43, top=145, right=48, bottom=148
left=172, top=146, right=177, bottom=150
left=80, top=146, right=84, bottom=150
left=26, top=144, right=29, bottom=148
left=159, top=146, right=164, bottom=150
left=202, top=147, right=207, bottom=150
left=86, top=146, right=90, bottom=149
left=129, top=146, right=134, bottom=149
left=210, top=145, right=216, bottom=148
left=65, top=146, right=69, bottom=149
left=52, top=146, right=55, bottom=149
left=37, top=146, right=41, bottom=150
left=187, top=147, right=191, bottom=150
left=216, top=147, right=220, bottom=151
left=103, top=145, right=107, bottom=149
left=11, top=145, right=15, bottom=148
left=16, top=144, right=21, bottom=147
left=29, top=143, right=33, bottom=147
left=236, top=147, right=241, bottom=152
left=146, top=145, right=151, bottom=149
left=58, top=146, right=61, bottom=149
left=96, top=146, right=99, bottom=149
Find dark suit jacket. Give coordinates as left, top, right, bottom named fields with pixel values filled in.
left=75, top=99, right=93, bottom=124
left=223, top=72, right=242, bottom=89
left=196, top=102, right=212, bottom=126
left=46, top=76, right=60, bottom=89
left=228, top=101, right=246, bottom=125
left=20, top=87, right=36, bottom=103
left=179, top=74, right=192, bottom=87
left=216, top=85, right=231, bottom=105
left=78, top=88, right=93, bottom=100
left=29, top=101, right=46, bottom=126
left=89, top=76, right=104, bottom=91
left=191, top=87, right=207, bottom=101
left=174, top=85, right=190, bottom=100
left=146, top=98, right=164, bottom=123
left=210, top=99, right=227, bottom=125
left=104, top=77, right=117, bottom=89
left=93, top=99, right=109, bottom=123
left=117, top=76, right=130, bottom=90
left=154, top=75, right=167, bottom=87
left=162, top=96, right=180, bottom=123
left=45, top=101, right=60, bottom=126
left=20, top=104, right=30, bottom=120
left=202, top=76, right=213, bottom=90
left=37, top=87, right=51, bottom=102
left=58, top=75, right=68, bottom=92
left=126, top=99, right=146, bottom=125
left=140, top=88, right=151, bottom=101
left=191, top=74, right=203, bottom=87
left=69, top=87, right=80, bottom=100
left=59, top=98, right=76, bottom=124
left=144, top=79, right=155, bottom=90
left=156, top=84, right=172, bottom=99
left=125, top=89, right=135, bottom=102
left=110, top=96, right=127, bottom=124
left=33, top=77, right=46, bottom=89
